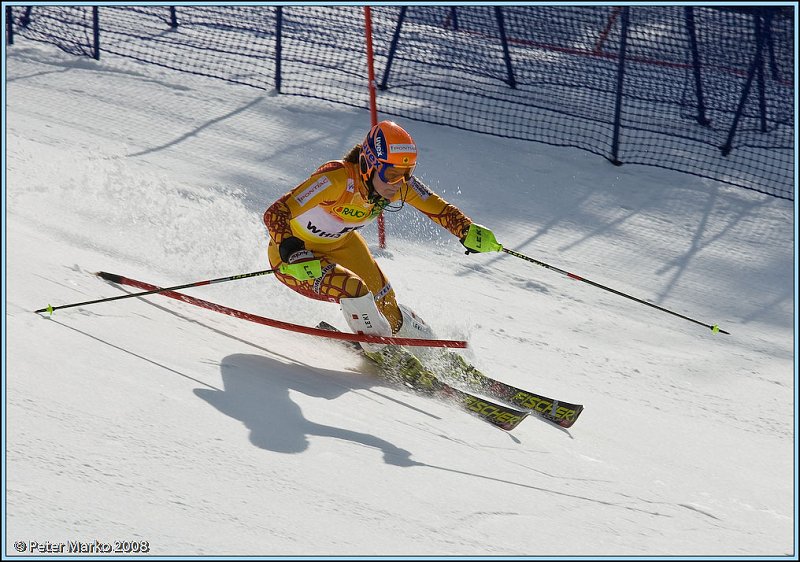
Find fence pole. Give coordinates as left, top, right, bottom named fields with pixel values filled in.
left=21, top=7, right=32, bottom=27
left=684, top=7, right=710, bottom=126
left=721, top=11, right=766, bottom=156
left=495, top=7, right=516, bottom=89
left=275, top=6, right=283, bottom=93
left=6, top=6, right=13, bottom=45
left=92, top=6, right=100, bottom=60
left=609, top=6, right=629, bottom=166
left=765, top=13, right=779, bottom=80
left=378, top=6, right=406, bottom=90
left=169, top=6, right=178, bottom=29
left=756, top=11, right=772, bottom=133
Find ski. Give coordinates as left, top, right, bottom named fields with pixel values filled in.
left=430, top=381, right=529, bottom=432
left=425, top=351, right=584, bottom=428
left=317, top=322, right=527, bottom=431
left=319, top=321, right=584, bottom=429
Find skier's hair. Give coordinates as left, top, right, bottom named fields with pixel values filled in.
left=343, top=144, right=361, bottom=164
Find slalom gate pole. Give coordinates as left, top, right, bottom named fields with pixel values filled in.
left=105, top=272, right=467, bottom=348
left=37, top=270, right=468, bottom=348
left=35, top=269, right=275, bottom=315
left=501, top=248, right=729, bottom=335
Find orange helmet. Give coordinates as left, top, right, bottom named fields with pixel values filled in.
left=359, top=121, right=417, bottom=185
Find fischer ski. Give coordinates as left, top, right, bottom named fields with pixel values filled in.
left=430, top=381, right=528, bottom=432
left=319, top=321, right=584, bottom=429
left=317, top=322, right=527, bottom=431
left=426, top=351, right=584, bottom=428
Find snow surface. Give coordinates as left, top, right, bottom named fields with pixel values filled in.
left=4, top=39, right=796, bottom=558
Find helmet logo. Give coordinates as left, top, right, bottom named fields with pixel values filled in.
left=374, top=130, right=386, bottom=159
left=389, top=143, right=416, bottom=153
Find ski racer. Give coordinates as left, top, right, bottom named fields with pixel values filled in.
left=263, top=120, right=502, bottom=355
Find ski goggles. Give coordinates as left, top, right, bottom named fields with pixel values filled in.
left=380, top=164, right=415, bottom=184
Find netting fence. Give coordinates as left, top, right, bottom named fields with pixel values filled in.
left=6, top=5, right=795, bottom=200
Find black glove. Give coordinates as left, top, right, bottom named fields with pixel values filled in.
left=279, top=236, right=307, bottom=262
left=278, top=236, right=323, bottom=280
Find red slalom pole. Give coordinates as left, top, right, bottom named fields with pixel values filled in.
left=364, top=7, right=379, bottom=127
left=364, top=6, right=386, bottom=249
left=47, top=271, right=467, bottom=349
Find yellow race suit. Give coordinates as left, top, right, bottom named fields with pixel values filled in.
left=264, top=160, right=472, bottom=331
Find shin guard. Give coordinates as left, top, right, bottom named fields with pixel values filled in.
left=340, top=292, right=392, bottom=353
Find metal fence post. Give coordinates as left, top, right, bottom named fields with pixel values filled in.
left=92, top=6, right=100, bottom=60
left=609, top=6, right=630, bottom=166
left=755, top=11, right=773, bottom=133
left=449, top=7, right=459, bottom=30
left=685, top=7, right=710, bottom=126
left=495, top=7, right=516, bottom=88
left=721, top=10, right=767, bottom=156
left=20, top=6, right=32, bottom=27
left=275, top=6, right=283, bottom=93
left=6, top=6, right=14, bottom=45
left=378, top=6, right=407, bottom=90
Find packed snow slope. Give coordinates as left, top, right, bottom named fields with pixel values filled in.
left=4, top=41, right=796, bottom=557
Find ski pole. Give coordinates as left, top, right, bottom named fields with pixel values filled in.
left=35, top=269, right=275, bottom=315
left=501, top=248, right=729, bottom=335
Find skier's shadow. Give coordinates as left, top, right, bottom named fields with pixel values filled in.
left=194, top=353, right=418, bottom=467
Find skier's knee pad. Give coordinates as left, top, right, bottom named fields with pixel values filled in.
left=340, top=292, right=392, bottom=353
